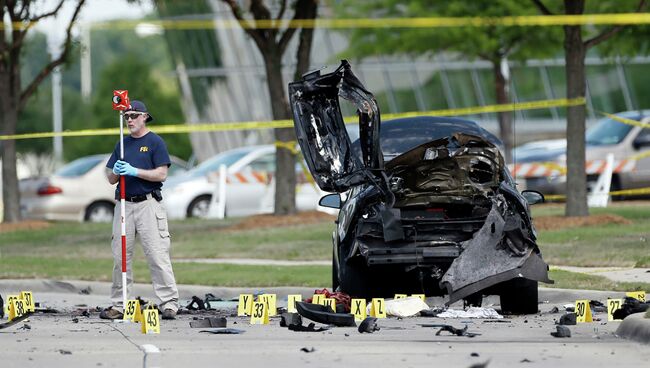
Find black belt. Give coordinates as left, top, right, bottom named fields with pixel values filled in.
left=119, top=193, right=150, bottom=203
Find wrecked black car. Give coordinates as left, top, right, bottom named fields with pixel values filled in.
left=289, top=60, right=552, bottom=314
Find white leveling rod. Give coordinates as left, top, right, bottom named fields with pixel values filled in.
left=112, top=90, right=130, bottom=310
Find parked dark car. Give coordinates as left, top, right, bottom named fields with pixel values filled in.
left=289, top=61, right=552, bottom=314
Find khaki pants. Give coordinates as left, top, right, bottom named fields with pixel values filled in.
left=110, top=195, right=179, bottom=312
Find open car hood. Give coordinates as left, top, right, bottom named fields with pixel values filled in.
left=289, top=60, right=382, bottom=193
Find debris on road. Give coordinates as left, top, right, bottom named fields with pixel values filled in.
left=358, top=317, right=380, bottom=333
left=190, top=317, right=227, bottom=328
left=199, top=328, right=245, bottom=334
left=186, top=296, right=206, bottom=311
left=0, top=312, right=33, bottom=330
left=612, top=297, right=649, bottom=320
left=558, top=313, right=577, bottom=325
left=436, top=307, right=503, bottom=319
left=421, top=324, right=481, bottom=338
left=385, top=296, right=429, bottom=317
left=280, top=312, right=329, bottom=332
left=300, top=347, right=316, bottom=353
left=550, top=325, right=572, bottom=338
left=295, top=301, right=356, bottom=327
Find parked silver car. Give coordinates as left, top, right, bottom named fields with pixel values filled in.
left=20, top=154, right=188, bottom=222
left=512, top=110, right=650, bottom=195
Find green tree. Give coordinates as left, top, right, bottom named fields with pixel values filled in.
left=64, top=56, right=191, bottom=161
left=532, top=0, right=648, bottom=217
left=1, top=0, right=86, bottom=222
left=335, top=0, right=562, bottom=163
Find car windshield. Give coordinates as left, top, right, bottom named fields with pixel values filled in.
left=185, top=149, right=251, bottom=178
left=55, top=156, right=104, bottom=177
left=585, top=116, right=635, bottom=146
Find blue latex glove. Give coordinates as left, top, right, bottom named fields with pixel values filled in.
left=116, top=160, right=138, bottom=177
left=112, top=161, right=122, bottom=175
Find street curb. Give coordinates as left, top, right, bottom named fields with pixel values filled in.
left=616, top=313, right=650, bottom=344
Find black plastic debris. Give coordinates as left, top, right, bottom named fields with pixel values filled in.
left=199, top=328, right=245, bottom=334
left=186, top=296, right=206, bottom=311
left=18, top=324, right=31, bottom=330
left=419, top=307, right=446, bottom=317
left=549, top=306, right=560, bottom=314
left=471, top=352, right=480, bottom=357
left=79, top=286, right=92, bottom=295
left=72, top=318, right=79, bottom=323
left=300, top=347, right=316, bottom=353
left=520, top=358, right=532, bottom=363
left=190, top=317, right=227, bottom=328
left=612, top=297, right=649, bottom=320
left=58, top=349, right=72, bottom=355
left=204, top=293, right=222, bottom=309
left=558, top=313, right=576, bottom=326
left=280, top=313, right=302, bottom=327
left=469, top=360, right=490, bottom=368
left=358, top=317, right=380, bottom=333
left=550, top=325, right=571, bottom=338
left=590, top=300, right=607, bottom=313
left=295, top=301, right=356, bottom=327
left=424, top=324, right=481, bottom=338
left=0, top=312, right=33, bottom=330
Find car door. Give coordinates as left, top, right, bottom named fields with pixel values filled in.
left=288, top=60, right=382, bottom=193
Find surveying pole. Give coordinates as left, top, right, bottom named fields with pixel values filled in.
left=112, top=90, right=130, bottom=309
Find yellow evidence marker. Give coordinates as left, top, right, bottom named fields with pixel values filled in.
left=8, top=298, right=27, bottom=321
left=5, top=295, right=18, bottom=317
left=19, top=291, right=35, bottom=313
left=351, top=299, right=366, bottom=321
left=141, top=306, right=160, bottom=334
left=259, top=294, right=277, bottom=316
left=237, top=294, right=254, bottom=316
left=311, top=294, right=325, bottom=305
left=575, top=300, right=593, bottom=323
left=607, top=298, right=624, bottom=321
left=411, top=294, right=426, bottom=303
left=123, top=299, right=143, bottom=323
left=323, top=298, right=336, bottom=312
left=287, top=294, right=302, bottom=313
left=394, top=294, right=407, bottom=300
left=626, top=290, right=646, bottom=302
left=370, top=298, right=386, bottom=318
left=250, top=301, right=269, bottom=325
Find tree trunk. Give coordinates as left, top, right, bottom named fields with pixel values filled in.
left=493, top=61, right=513, bottom=164
left=564, top=0, right=589, bottom=217
left=262, top=48, right=296, bottom=215
left=0, top=83, right=21, bottom=222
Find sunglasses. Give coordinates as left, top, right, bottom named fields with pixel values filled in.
left=124, top=113, right=146, bottom=120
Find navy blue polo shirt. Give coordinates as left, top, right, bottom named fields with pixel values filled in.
left=106, top=131, right=171, bottom=198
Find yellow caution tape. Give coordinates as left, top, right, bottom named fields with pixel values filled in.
left=598, top=111, right=650, bottom=128
left=0, top=97, right=584, bottom=141
left=541, top=186, right=650, bottom=202
left=43, top=13, right=650, bottom=31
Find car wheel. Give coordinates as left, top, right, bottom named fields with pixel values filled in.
left=499, top=278, right=538, bottom=315
left=187, top=195, right=212, bottom=218
left=85, top=202, right=115, bottom=223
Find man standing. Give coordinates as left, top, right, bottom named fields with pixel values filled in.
left=101, top=100, right=179, bottom=320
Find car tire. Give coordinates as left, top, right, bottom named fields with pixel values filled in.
left=85, top=202, right=115, bottom=223
left=499, top=278, right=538, bottom=315
left=187, top=195, right=212, bottom=218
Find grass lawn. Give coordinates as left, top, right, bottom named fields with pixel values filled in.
left=532, top=204, right=650, bottom=267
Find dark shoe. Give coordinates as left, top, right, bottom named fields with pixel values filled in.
left=161, top=309, right=176, bottom=320
left=99, top=307, right=123, bottom=320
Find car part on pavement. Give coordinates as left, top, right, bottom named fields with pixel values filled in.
left=185, top=296, right=207, bottom=311
left=550, top=325, right=572, bottom=338
left=289, top=60, right=552, bottom=315
left=0, top=312, right=33, bottom=330
left=199, top=328, right=245, bottom=334
left=612, top=297, right=650, bottom=320
left=294, top=301, right=356, bottom=327
left=190, top=317, right=227, bottom=328
left=280, top=313, right=331, bottom=332
left=358, top=317, right=380, bottom=333
left=423, top=324, right=481, bottom=338
left=558, top=313, right=577, bottom=325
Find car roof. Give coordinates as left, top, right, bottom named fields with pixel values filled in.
left=378, top=116, right=504, bottom=154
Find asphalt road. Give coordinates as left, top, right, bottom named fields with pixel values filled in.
left=1, top=282, right=648, bottom=368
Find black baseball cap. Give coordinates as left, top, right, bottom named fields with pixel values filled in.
left=125, top=100, right=153, bottom=122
